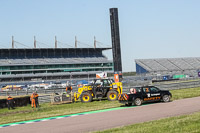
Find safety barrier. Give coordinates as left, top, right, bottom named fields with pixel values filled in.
left=0, top=96, right=30, bottom=109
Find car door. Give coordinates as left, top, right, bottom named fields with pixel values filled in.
left=142, top=87, right=151, bottom=102
left=149, top=86, right=161, bottom=101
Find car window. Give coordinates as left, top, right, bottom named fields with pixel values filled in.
left=150, top=87, right=159, bottom=92
left=142, top=87, right=150, bottom=93
left=135, top=87, right=141, bottom=92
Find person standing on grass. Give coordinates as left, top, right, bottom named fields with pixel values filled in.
left=34, top=92, right=39, bottom=108
left=30, top=92, right=36, bottom=108
left=66, top=85, right=72, bottom=94
left=7, top=95, right=15, bottom=110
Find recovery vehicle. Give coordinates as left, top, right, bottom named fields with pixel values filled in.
left=118, top=86, right=172, bottom=106
left=74, top=78, right=123, bottom=103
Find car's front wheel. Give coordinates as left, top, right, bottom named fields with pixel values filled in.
left=162, top=95, right=170, bottom=102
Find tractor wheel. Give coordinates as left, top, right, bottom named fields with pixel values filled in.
left=107, top=91, right=118, bottom=101
left=81, top=92, right=93, bottom=103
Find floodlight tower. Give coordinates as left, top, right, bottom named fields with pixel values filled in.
left=109, top=8, right=123, bottom=82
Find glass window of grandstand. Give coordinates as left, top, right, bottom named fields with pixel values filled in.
left=2, top=66, right=10, bottom=70
left=89, top=64, right=94, bottom=67
left=25, top=66, right=33, bottom=69
left=2, top=72, right=10, bottom=75
left=104, top=68, right=112, bottom=71
left=104, top=63, right=110, bottom=66
left=10, top=66, right=17, bottom=70
left=60, top=64, right=66, bottom=68
left=73, top=64, right=79, bottom=67
left=48, top=65, right=55, bottom=68
left=95, top=64, right=101, bottom=67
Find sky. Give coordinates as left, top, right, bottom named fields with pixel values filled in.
left=0, top=0, right=200, bottom=72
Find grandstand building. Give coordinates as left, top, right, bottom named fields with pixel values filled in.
left=0, top=48, right=113, bottom=82
left=135, top=57, right=200, bottom=76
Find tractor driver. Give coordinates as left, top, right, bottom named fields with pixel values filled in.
left=97, top=79, right=103, bottom=92
left=93, top=79, right=103, bottom=96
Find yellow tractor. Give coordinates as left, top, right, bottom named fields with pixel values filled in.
left=74, top=78, right=123, bottom=103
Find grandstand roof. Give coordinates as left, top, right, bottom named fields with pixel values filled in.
left=135, top=57, right=200, bottom=72
left=0, top=48, right=111, bottom=59
left=0, top=48, right=111, bottom=50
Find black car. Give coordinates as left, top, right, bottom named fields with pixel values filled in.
left=118, top=86, right=172, bottom=106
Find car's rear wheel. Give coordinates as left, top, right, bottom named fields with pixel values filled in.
left=162, top=95, right=170, bottom=102
left=134, top=98, right=142, bottom=106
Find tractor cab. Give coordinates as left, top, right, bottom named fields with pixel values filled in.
left=91, top=79, right=113, bottom=87
left=91, top=79, right=113, bottom=99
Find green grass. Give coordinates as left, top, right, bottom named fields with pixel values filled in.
left=153, top=79, right=200, bottom=85
left=170, top=87, right=200, bottom=100
left=0, top=87, right=200, bottom=125
left=95, top=111, right=200, bottom=133
left=0, top=99, right=121, bottom=125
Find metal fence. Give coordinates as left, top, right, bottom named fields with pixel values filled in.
left=153, top=80, right=200, bottom=90
left=0, top=89, right=66, bottom=96
left=38, top=94, right=52, bottom=103
left=122, top=79, right=200, bottom=92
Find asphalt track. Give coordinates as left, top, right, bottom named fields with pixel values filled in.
left=1, top=96, right=200, bottom=133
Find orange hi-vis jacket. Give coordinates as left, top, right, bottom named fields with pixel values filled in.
left=34, top=93, right=38, bottom=98
left=66, top=86, right=72, bottom=91
left=7, top=96, right=13, bottom=101
left=31, top=94, right=36, bottom=100
left=31, top=94, right=36, bottom=108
